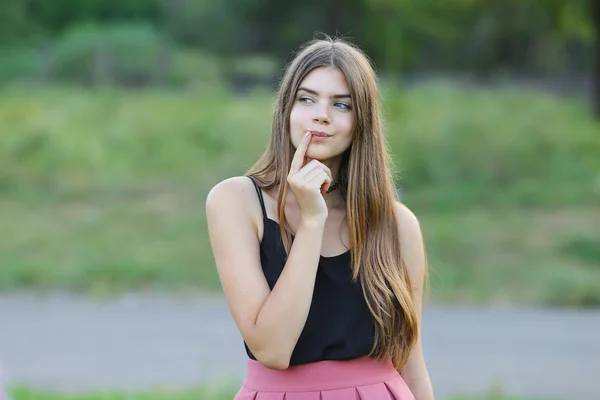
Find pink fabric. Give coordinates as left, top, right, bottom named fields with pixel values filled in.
left=234, top=356, right=415, bottom=399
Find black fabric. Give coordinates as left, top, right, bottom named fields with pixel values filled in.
left=245, top=176, right=375, bottom=366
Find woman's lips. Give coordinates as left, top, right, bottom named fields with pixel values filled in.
left=309, top=130, right=332, bottom=141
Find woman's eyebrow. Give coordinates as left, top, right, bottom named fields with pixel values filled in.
left=297, top=87, right=351, bottom=99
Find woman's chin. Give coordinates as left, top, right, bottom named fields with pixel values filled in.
left=306, top=146, right=347, bottom=161
left=305, top=150, right=330, bottom=161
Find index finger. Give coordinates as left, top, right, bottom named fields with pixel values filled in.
left=289, top=131, right=312, bottom=174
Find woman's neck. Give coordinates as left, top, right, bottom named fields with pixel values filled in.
left=323, top=190, right=345, bottom=212
left=308, top=155, right=344, bottom=211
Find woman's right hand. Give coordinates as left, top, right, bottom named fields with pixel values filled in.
left=287, top=131, right=333, bottom=222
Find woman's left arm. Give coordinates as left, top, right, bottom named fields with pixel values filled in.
left=395, top=202, right=435, bottom=400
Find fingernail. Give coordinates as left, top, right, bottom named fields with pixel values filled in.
left=305, top=131, right=310, bottom=137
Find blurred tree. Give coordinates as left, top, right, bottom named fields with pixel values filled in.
left=28, top=0, right=161, bottom=33
left=0, top=0, right=596, bottom=106
left=0, top=0, right=39, bottom=45
left=0, top=0, right=162, bottom=43
left=234, top=0, right=366, bottom=62
left=363, top=0, right=466, bottom=83
left=592, top=0, right=600, bottom=118
left=541, top=0, right=598, bottom=118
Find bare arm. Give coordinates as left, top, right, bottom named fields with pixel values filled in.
left=206, top=132, right=332, bottom=370
left=206, top=181, right=324, bottom=369
left=395, top=202, right=435, bottom=400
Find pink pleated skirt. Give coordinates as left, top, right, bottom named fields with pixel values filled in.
left=234, top=356, right=415, bottom=400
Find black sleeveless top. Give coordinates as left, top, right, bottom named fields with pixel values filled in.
left=246, top=176, right=376, bottom=366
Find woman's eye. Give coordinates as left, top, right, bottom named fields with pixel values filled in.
left=335, top=102, right=351, bottom=110
left=299, top=97, right=313, bottom=104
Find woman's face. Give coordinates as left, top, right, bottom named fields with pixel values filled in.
left=289, top=66, right=355, bottom=161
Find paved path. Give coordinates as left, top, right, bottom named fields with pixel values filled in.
left=0, top=293, right=599, bottom=399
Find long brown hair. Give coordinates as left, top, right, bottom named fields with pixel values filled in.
left=246, top=35, right=419, bottom=369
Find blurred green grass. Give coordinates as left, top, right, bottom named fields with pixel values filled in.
left=10, top=386, right=562, bottom=400
left=11, top=386, right=238, bottom=400
left=0, top=82, right=598, bottom=305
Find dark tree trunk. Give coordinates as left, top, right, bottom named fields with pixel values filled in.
left=593, top=0, right=600, bottom=119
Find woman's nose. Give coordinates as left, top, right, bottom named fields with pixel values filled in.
left=312, top=114, right=330, bottom=124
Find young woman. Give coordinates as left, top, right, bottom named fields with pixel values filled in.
left=206, top=36, right=434, bottom=400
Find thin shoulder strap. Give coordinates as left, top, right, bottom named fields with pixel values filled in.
left=248, top=176, right=267, bottom=220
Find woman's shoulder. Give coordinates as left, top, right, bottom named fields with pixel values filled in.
left=205, top=176, right=259, bottom=220
left=392, top=201, right=427, bottom=280
left=393, top=201, right=420, bottom=232
left=207, top=175, right=254, bottom=197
